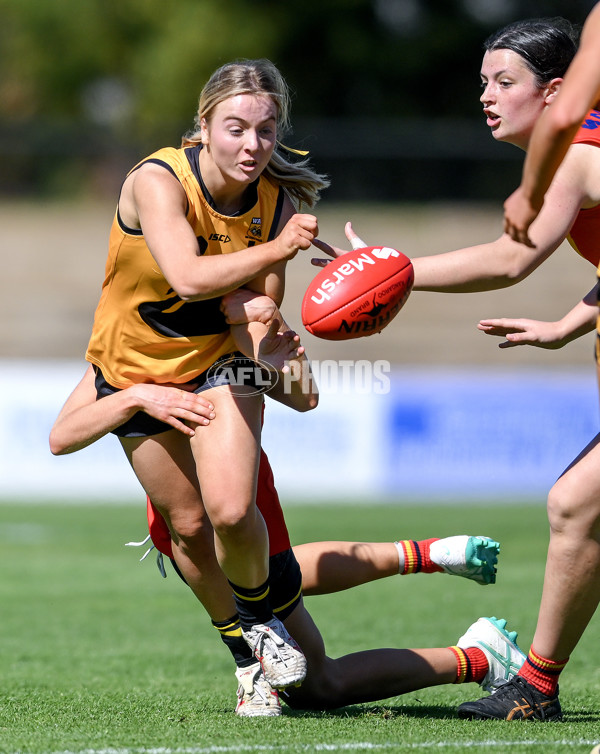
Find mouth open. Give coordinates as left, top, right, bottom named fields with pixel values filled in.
left=485, top=110, right=500, bottom=128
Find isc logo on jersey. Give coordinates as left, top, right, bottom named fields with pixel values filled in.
left=309, top=247, right=400, bottom=305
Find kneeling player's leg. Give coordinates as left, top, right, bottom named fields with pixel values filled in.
left=294, top=535, right=499, bottom=595
left=270, top=550, right=516, bottom=710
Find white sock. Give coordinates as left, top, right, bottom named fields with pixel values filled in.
left=393, top=541, right=405, bottom=574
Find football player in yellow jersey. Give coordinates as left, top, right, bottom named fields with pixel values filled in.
left=85, top=59, right=329, bottom=692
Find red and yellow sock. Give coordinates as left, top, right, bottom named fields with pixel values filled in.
left=518, top=647, right=568, bottom=696
left=448, top=646, right=488, bottom=684
left=395, top=538, right=442, bottom=575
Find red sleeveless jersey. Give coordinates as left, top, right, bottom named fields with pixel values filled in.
left=567, top=110, right=600, bottom=266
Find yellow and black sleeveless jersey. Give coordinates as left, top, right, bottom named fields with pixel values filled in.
left=86, top=145, right=286, bottom=388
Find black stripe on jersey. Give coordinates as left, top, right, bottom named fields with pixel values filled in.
left=117, top=207, right=143, bottom=235
left=138, top=294, right=228, bottom=338
left=185, top=145, right=259, bottom=216
left=118, top=158, right=187, bottom=235
left=267, top=187, right=285, bottom=241
left=132, top=158, right=178, bottom=180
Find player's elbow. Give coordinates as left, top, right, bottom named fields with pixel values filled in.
left=49, top=430, right=68, bottom=456
left=502, top=265, right=529, bottom=285
left=167, top=272, right=218, bottom=301
left=172, top=283, right=213, bottom=301
left=496, top=248, right=536, bottom=286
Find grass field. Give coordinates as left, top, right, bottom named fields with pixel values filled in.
left=1, top=502, right=600, bottom=753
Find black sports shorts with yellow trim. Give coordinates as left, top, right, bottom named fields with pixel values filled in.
left=93, top=351, right=264, bottom=438
left=269, top=548, right=303, bottom=620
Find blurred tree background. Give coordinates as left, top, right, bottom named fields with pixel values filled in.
left=0, top=0, right=595, bottom=202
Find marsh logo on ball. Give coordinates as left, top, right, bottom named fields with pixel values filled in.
left=301, top=246, right=414, bottom=341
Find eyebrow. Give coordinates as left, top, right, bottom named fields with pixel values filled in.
left=480, top=68, right=513, bottom=79
left=223, top=115, right=276, bottom=125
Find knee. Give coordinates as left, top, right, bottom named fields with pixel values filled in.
left=547, top=482, right=600, bottom=537
left=210, top=503, right=257, bottom=539
left=169, top=511, right=212, bottom=549
left=547, top=484, right=572, bottom=533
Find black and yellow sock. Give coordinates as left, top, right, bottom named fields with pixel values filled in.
left=212, top=615, right=255, bottom=668
left=229, top=578, right=272, bottom=630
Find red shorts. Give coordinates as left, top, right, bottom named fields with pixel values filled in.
left=147, top=447, right=290, bottom=559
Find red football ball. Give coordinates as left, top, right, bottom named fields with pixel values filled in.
left=301, top=246, right=414, bottom=340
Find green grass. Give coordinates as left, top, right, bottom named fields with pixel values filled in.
left=0, top=501, right=599, bottom=754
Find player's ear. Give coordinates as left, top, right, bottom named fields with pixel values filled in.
left=200, top=117, right=209, bottom=146
left=544, top=77, right=563, bottom=104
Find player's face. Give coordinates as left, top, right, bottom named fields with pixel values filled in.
left=201, top=94, right=277, bottom=186
left=480, top=49, right=548, bottom=150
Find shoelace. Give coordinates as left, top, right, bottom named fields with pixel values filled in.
left=255, top=626, right=292, bottom=666
left=237, top=666, right=272, bottom=705
left=494, top=677, right=549, bottom=720
left=249, top=672, right=270, bottom=703
left=125, top=533, right=166, bottom=578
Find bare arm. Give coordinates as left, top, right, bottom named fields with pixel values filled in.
left=225, top=196, right=298, bottom=361
left=239, top=197, right=298, bottom=306
left=504, top=4, right=600, bottom=245
left=218, top=283, right=318, bottom=411
left=313, top=176, right=583, bottom=292
left=478, top=283, right=598, bottom=350
left=313, top=224, right=560, bottom=290
left=49, top=366, right=216, bottom=455
left=412, top=157, right=588, bottom=292
left=122, top=165, right=317, bottom=301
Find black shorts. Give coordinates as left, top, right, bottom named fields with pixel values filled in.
left=269, top=548, right=303, bottom=620
left=94, top=352, right=264, bottom=438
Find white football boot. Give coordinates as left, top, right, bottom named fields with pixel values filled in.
left=242, top=616, right=306, bottom=689
left=457, top=616, right=527, bottom=692
left=235, top=662, right=281, bottom=717
left=430, top=535, right=500, bottom=585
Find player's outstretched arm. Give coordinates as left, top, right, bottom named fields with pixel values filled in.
left=49, top=365, right=215, bottom=454
left=478, top=284, right=598, bottom=349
